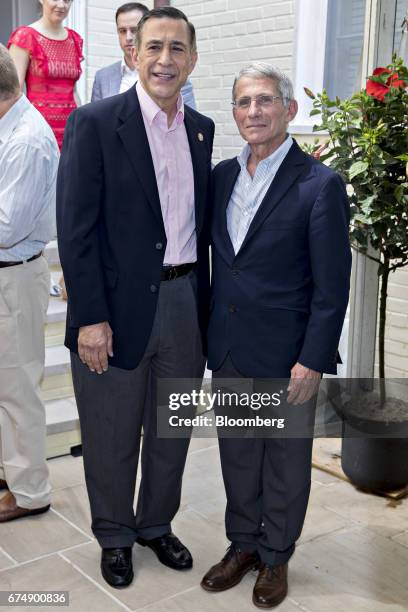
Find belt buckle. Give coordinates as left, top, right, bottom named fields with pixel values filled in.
left=169, top=266, right=178, bottom=281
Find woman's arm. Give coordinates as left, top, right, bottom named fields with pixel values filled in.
left=8, top=44, right=30, bottom=90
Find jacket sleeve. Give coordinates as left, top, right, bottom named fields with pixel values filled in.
left=297, top=172, right=352, bottom=374
left=56, top=107, right=110, bottom=328
left=91, top=71, right=102, bottom=102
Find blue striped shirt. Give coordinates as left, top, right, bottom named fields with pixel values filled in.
left=0, top=95, right=59, bottom=261
left=227, top=135, right=293, bottom=254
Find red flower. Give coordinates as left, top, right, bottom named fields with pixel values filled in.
left=366, top=67, right=407, bottom=101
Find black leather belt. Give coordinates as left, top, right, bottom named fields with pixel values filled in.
left=161, top=262, right=195, bottom=281
left=0, top=252, right=42, bottom=268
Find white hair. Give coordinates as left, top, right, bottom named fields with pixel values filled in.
left=232, top=62, right=294, bottom=107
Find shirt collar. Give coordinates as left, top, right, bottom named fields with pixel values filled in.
left=237, top=134, right=293, bottom=171
left=0, top=95, right=29, bottom=144
left=121, top=57, right=136, bottom=76
left=136, top=80, right=184, bottom=130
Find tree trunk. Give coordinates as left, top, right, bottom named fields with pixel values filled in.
left=379, top=256, right=389, bottom=406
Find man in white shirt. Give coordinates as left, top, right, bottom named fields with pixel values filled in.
left=91, top=2, right=196, bottom=108
left=0, top=45, right=59, bottom=522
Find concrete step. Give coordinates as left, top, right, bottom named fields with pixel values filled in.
left=45, top=296, right=67, bottom=347
left=47, top=296, right=66, bottom=323
left=46, top=396, right=78, bottom=434
left=42, top=241, right=81, bottom=455
left=44, top=239, right=60, bottom=266
left=41, top=344, right=73, bottom=402
left=45, top=397, right=81, bottom=458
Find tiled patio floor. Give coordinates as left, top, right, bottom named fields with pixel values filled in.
left=1, top=438, right=407, bottom=611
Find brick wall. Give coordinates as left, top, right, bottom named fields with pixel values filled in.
left=85, top=0, right=154, bottom=101
left=171, top=0, right=295, bottom=162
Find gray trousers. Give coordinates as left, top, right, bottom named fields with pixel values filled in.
left=71, top=271, right=205, bottom=548
left=213, top=355, right=315, bottom=566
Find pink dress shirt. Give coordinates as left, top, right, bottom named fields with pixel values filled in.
left=136, top=81, right=196, bottom=265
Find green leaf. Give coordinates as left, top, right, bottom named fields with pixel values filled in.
left=360, top=195, right=376, bottom=213
left=318, top=151, right=334, bottom=162
left=349, top=161, right=369, bottom=180
left=371, top=212, right=389, bottom=222
left=394, top=183, right=408, bottom=202
left=353, top=214, right=373, bottom=224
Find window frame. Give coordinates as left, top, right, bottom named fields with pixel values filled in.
left=291, top=0, right=370, bottom=134
left=291, top=0, right=329, bottom=134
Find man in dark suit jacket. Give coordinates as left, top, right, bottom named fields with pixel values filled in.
left=57, top=7, right=214, bottom=589
left=201, top=63, right=351, bottom=608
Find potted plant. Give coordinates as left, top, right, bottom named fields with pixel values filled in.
left=304, top=56, right=408, bottom=491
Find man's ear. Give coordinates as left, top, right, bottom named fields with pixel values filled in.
left=188, top=51, right=198, bottom=75
left=287, top=99, right=298, bottom=123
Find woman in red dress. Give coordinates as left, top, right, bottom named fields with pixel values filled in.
left=8, top=0, right=83, bottom=151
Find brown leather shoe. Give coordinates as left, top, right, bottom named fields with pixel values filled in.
left=253, top=563, right=288, bottom=608
left=201, top=544, right=260, bottom=592
left=0, top=479, right=8, bottom=491
left=0, top=491, right=50, bottom=523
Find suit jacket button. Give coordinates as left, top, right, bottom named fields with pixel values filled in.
left=155, top=242, right=163, bottom=250
left=150, top=284, right=158, bottom=293
left=229, top=304, right=237, bottom=312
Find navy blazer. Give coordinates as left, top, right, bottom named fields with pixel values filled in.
left=207, top=140, right=352, bottom=377
left=57, top=87, right=214, bottom=369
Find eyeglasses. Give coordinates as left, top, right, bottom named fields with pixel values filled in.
left=231, top=95, right=285, bottom=109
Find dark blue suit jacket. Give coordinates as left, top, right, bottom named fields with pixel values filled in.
left=207, top=140, right=352, bottom=377
left=57, top=87, right=214, bottom=370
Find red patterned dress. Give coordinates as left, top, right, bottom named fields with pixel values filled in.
left=8, top=26, right=83, bottom=150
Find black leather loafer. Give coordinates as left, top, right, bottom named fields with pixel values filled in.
left=136, top=533, right=193, bottom=570
left=101, top=547, right=134, bottom=588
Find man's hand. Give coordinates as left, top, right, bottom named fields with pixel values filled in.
left=287, top=362, right=321, bottom=405
left=78, top=322, right=113, bottom=374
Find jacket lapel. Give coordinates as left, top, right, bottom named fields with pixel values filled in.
left=184, top=108, right=208, bottom=237
left=238, top=141, right=306, bottom=253
left=217, top=160, right=240, bottom=263
left=116, top=88, right=163, bottom=226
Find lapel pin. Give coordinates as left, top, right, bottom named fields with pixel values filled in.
left=198, top=132, right=204, bottom=142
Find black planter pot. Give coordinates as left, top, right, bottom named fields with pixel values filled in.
left=341, top=432, right=408, bottom=491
